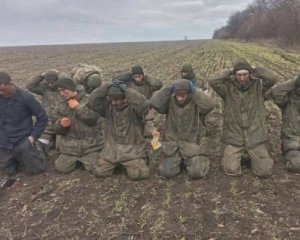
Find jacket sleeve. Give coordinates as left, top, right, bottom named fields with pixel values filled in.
left=26, top=93, right=48, bottom=140
left=149, top=84, right=173, bottom=114
left=145, top=75, right=163, bottom=92
left=271, top=79, right=295, bottom=108
left=74, top=102, right=100, bottom=126
left=125, top=87, right=149, bottom=114
left=26, top=74, right=47, bottom=95
left=208, top=69, right=231, bottom=100
left=253, top=67, right=277, bottom=93
left=192, top=88, right=216, bottom=115
left=88, top=83, right=110, bottom=117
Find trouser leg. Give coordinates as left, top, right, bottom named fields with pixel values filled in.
left=0, top=147, right=18, bottom=176
left=93, top=158, right=116, bottom=178
left=79, top=151, right=99, bottom=172
left=55, top=154, right=78, bottom=173
left=15, top=138, right=46, bottom=174
left=184, top=155, right=210, bottom=178
left=285, top=150, right=300, bottom=173
left=248, top=144, right=273, bottom=178
left=122, top=158, right=150, bottom=180
left=222, top=145, right=244, bottom=176
left=159, top=150, right=182, bottom=178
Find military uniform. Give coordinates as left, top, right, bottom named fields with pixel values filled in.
left=26, top=71, right=62, bottom=149
left=209, top=64, right=277, bottom=177
left=271, top=78, right=300, bottom=172
left=150, top=80, right=215, bottom=178
left=88, top=84, right=150, bottom=180
left=54, top=87, right=103, bottom=173
left=114, top=67, right=163, bottom=137
left=180, top=63, right=207, bottom=91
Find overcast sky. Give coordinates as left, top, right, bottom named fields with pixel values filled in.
left=0, top=0, right=253, bottom=46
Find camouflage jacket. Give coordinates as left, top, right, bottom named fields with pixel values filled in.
left=271, top=79, right=300, bottom=151
left=88, top=84, right=149, bottom=163
left=114, top=73, right=162, bottom=99
left=26, top=74, right=62, bottom=122
left=54, top=91, right=103, bottom=156
left=127, top=74, right=163, bottom=99
left=150, top=85, right=215, bottom=157
left=209, top=68, right=277, bottom=150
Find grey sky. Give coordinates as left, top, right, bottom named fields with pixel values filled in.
left=0, top=0, right=253, bottom=46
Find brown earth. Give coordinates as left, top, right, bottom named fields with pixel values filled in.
left=0, top=40, right=300, bottom=240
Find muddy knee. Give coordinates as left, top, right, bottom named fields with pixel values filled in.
left=253, top=164, right=273, bottom=178
left=127, top=166, right=150, bottom=180
left=286, top=150, right=300, bottom=173
left=187, top=156, right=210, bottom=178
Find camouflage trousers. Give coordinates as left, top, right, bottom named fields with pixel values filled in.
left=222, top=144, right=273, bottom=177
left=93, top=158, right=150, bottom=180
left=55, top=151, right=99, bottom=173
left=0, top=137, right=46, bottom=175
left=159, top=151, right=210, bottom=179
left=285, top=150, right=300, bottom=173
left=38, top=120, right=57, bottom=151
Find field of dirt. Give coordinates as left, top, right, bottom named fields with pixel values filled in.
left=0, top=40, right=300, bottom=240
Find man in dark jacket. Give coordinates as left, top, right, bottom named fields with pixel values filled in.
left=271, top=75, right=300, bottom=172
left=209, top=60, right=277, bottom=177
left=88, top=80, right=150, bottom=180
left=0, top=72, right=48, bottom=188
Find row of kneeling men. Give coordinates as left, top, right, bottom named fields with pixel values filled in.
left=0, top=60, right=299, bottom=188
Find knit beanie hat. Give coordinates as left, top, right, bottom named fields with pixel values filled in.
left=173, top=79, right=191, bottom=95
left=108, top=85, right=125, bottom=100
left=57, top=76, right=76, bottom=91
left=233, top=59, right=253, bottom=74
left=131, top=65, right=144, bottom=75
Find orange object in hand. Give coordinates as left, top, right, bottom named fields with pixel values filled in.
left=151, top=128, right=161, bottom=150
left=60, top=117, right=72, bottom=127
left=67, top=99, right=79, bottom=109
left=152, top=128, right=160, bottom=137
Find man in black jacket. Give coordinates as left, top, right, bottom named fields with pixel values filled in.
left=0, top=72, right=48, bottom=188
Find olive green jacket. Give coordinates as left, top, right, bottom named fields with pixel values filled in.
left=209, top=68, right=277, bottom=150
left=271, top=79, right=300, bottom=151
left=54, top=91, right=103, bottom=156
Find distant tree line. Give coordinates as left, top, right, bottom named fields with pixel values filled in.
left=213, top=0, right=300, bottom=45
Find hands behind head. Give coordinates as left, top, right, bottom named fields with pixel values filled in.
left=112, top=78, right=127, bottom=90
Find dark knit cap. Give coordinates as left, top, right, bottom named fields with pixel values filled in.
left=295, top=74, right=300, bottom=87
left=44, top=70, right=58, bottom=81
left=233, top=59, right=253, bottom=74
left=181, top=63, right=194, bottom=73
left=57, top=76, right=76, bottom=91
left=131, top=65, right=144, bottom=75
left=108, top=85, right=125, bottom=100
left=174, top=79, right=191, bottom=95
left=0, top=71, right=11, bottom=85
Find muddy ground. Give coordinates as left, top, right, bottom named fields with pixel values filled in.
left=0, top=40, right=300, bottom=240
